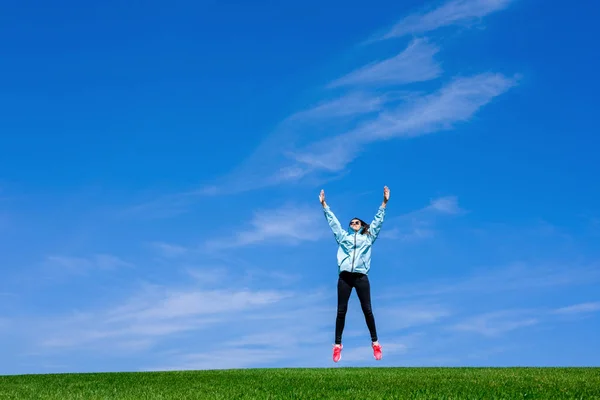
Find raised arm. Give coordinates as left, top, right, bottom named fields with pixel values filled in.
left=320, top=189, right=346, bottom=243
left=369, top=186, right=389, bottom=242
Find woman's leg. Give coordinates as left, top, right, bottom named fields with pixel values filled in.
left=335, top=272, right=353, bottom=345
left=354, top=274, right=378, bottom=343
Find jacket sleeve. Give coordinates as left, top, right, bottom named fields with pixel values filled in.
left=323, top=206, right=346, bottom=243
left=369, top=206, right=386, bottom=243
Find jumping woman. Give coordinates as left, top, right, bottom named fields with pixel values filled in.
left=319, top=186, right=389, bottom=363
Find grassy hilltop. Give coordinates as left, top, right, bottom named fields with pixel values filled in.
left=1, top=367, right=599, bottom=399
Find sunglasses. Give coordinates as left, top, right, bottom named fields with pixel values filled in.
left=350, top=221, right=361, bottom=226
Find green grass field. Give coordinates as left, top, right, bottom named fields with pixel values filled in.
left=1, top=367, right=599, bottom=399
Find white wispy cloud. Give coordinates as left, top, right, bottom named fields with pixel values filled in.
left=427, top=196, right=463, bottom=214
left=34, top=282, right=291, bottom=350
left=44, top=254, right=133, bottom=272
left=447, top=300, right=600, bottom=338
left=378, top=0, right=515, bottom=40
left=13, top=256, right=599, bottom=372
left=123, top=37, right=456, bottom=210
left=120, top=187, right=215, bottom=219
left=123, top=0, right=518, bottom=214
left=376, top=303, right=452, bottom=331
left=380, top=262, right=600, bottom=300
left=26, top=275, right=335, bottom=371
left=286, top=92, right=386, bottom=122
left=553, top=302, right=600, bottom=315
left=184, top=265, right=231, bottom=286
left=381, top=226, right=436, bottom=241
left=148, top=309, right=334, bottom=371
left=448, top=309, right=539, bottom=337
left=107, top=289, right=287, bottom=324
left=204, top=204, right=326, bottom=250
left=150, top=242, right=188, bottom=257
left=16, top=250, right=467, bottom=372
left=147, top=294, right=435, bottom=370
left=329, top=38, right=442, bottom=87
left=380, top=195, right=464, bottom=241
left=401, top=195, right=464, bottom=220
left=290, top=73, right=517, bottom=173
left=149, top=348, right=292, bottom=371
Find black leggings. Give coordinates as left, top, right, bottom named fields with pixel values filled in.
left=335, top=271, right=378, bottom=344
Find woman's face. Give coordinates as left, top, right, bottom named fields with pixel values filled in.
left=349, top=219, right=362, bottom=232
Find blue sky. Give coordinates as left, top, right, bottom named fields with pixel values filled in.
left=1, top=0, right=600, bottom=374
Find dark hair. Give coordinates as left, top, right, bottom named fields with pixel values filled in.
left=350, top=218, right=370, bottom=235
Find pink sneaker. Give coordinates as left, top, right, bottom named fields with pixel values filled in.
left=333, top=344, right=343, bottom=362
left=372, top=342, right=382, bottom=360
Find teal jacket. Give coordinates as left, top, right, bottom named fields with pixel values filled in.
left=323, top=205, right=386, bottom=275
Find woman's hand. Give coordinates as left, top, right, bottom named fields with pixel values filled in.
left=319, top=189, right=327, bottom=207
left=382, top=186, right=390, bottom=206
